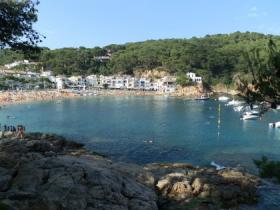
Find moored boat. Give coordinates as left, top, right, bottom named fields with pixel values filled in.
left=241, top=111, right=260, bottom=120
left=269, top=121, right=280, bottom=128
left=195, top=95, right=210, bottom=100
left=218, top=96, right=230, bottom=101
left=226, top=100, right=243, bottom=106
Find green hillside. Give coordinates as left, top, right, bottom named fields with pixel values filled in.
left=0, top=31, right=279, bottom=85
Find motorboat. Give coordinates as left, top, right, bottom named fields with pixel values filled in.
left=252, top=104, right=260, bottom=109
left=226, top=100, right=243, bottom=106
left=241, top=111, right=260, bottom=120
left=195, top=95, right=210, bottom=100
left=269, top=121, right=280, bottom=128
left=218, top=96, right=230, bottom=101
left=246, top=110, right=260, bottom=115
left=242, top=114, right=259, bottom=120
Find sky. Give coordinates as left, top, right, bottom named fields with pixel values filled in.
left=34, top=0, right=280, bottom=49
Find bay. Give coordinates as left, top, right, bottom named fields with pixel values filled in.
left=1, top=96, right=280, bottom=171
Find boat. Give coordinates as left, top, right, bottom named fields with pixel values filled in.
left=269, top=121, right=280, bottom=128
left=252, top=104, right=260, bottom=109
left=226, top=100, right=243, bottom=106
left=241, top=111, right=260, bottom=120
left=195, top=95, right=210, bottom=100
left=218, top=96, right=230, bottom=101
left=234, top=105, right=245, bottom=112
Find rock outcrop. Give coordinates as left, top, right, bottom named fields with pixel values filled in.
left=145, top=163, right=260, bottom=209
left=0, top=133, right=261, bottom=210
left=0, top=133, right=157, bottom=210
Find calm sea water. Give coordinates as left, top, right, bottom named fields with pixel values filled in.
left=3, top=95, right=280, bottom=209
left=1, top=96, right=280, bottom=170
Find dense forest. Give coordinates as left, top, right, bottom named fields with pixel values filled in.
left=0, top=31, right=279, bottom=85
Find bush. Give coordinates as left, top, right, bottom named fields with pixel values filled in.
left=176, top=74, right=194, bottom=87
left=254, top=156, right=280, bottom=182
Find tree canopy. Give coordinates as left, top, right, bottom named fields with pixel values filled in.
left=235, top=39, right=280, bottom=105
left=0, top=0, right=42, bottom=51
left=1, top=32, right=280, bottom=87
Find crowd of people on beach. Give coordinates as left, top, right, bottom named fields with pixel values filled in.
left=0, top=90, right=78, bottom=105
left=0, top=124, right=26, bottom=139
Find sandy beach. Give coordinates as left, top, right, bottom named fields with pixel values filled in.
left=0, top=90, right=79, bottom=105
left=0, top=87, right=206, bottom=105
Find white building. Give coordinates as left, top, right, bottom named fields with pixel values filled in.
left=55, top=76, right=70, bottom=90
left=68, top=76, right=87, bottom=87
left=86, top=75, right=100, bottom=87
left=99, top=75, right=113, bottom=88
left=150, top=79, right=160, bottom=91
left=124, top=76, right=137, bottom=89
left=186, top=72, right=202, bottom=83
left=111, top=76, right=125, bottom=89
left=4, top=60, right=29, bottom=69
left=159, top=76, right=177, bottom=93
left=48, top=76, right=56, bottom=83
left=26, top=71, right=40, bottom=78
left=68, top=76, right=82, bottom=85
left=40, top=71, right=53, bottom=77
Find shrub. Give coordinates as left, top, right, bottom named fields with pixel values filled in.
left=254, top=156, right=280, bottom=182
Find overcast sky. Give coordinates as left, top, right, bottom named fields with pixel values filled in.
left=34, top=0, right=280, bottom=49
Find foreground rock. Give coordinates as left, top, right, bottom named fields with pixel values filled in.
left=0, top=133, right=157, bottom=210
left=0, top=133, right=260, bottom=210
left=146, top=163, right=260, bottom=209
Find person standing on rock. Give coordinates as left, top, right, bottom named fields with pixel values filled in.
left=16, top=125, right=25, bottom=139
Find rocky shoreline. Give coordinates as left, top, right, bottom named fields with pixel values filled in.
left=0, top=132, right=262, bottom=210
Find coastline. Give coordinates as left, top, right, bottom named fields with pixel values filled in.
left=0, top=87, right=221, bottom=105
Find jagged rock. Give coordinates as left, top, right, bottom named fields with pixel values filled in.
left=156, top=179, right=170, bottom=190
left=148, top=163, right=260, bottom=209
left=0, top=133, right=261, bottom=210
left=170, top=181, right=192, bottom=196
left=0, top=133, right=157, bottom=210
left=192, top=178, right=203, bottom=194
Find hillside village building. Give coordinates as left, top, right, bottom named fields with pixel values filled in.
left=186, top=72, right=202, bottom=83
left=4, top=60, right=30, bottom=69
left=0, top=60, right=203, bottom=92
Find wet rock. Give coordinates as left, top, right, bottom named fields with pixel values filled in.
left=149, top=163, right=260, bottom=209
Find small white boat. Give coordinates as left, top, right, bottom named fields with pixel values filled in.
left=218, top=96, right=229, bottom=101
left=218, top=96, right=230, bottom=101
left=241, top=111, right=259, bottom=120
left=196, top=95, right=210, bottom=100
left=269, top=121, right=280, bottom=128
left=277, top=105, right=280, bottom=110
left=226, top=100, right=243, bottom=106
left=253, top=104, right=260, bottom=109
left=246, top=110, right=260, bottom=115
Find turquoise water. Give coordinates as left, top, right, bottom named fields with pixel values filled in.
left=1, top=96, right=280, bottom=170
